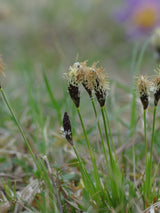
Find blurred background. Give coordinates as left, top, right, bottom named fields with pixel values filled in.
left=1, top=0, right=159, bottom=84
left=0, top=0, right=160, bottom=131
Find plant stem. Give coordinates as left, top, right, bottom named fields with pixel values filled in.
left=101, top=106, right=114, bottom=167
left=76, top=107, right=102, bottom=191
left=104, top=108, right=117, bottom=160
left=0, top=88, right=40, bottom=171
left=144, top=109, right=147, bottom=164
left=145, top=106, right=157, bottom=204
left=73, top=145, right=101, bottom=202
left=91, top=98, right=108, bottom=166
left=150, top=106, right=157, bottom=163
left=77, top=108, right=93, bottom=159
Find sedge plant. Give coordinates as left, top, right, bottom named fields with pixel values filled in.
left=65, top=64, right=107, bottom=207
left=64, top=61, right=131, bottom=211
left=137, top=71, right=160, bottom=207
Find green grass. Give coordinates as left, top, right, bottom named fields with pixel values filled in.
left=0, top=1, right=160, bottom=212
left=1, top=45, right=160, bottom=212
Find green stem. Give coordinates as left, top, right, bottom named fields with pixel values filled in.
left=101, top=106, right=114, bottom=167
left=73, top=146, right=89, bottom=186
left=0, top=88, right=40, bottom=171
left=143, top=109, right=147, bottom=203
left=91, top=98, right=108, bottom=166
left=144, top=109, right=147, bottom=165
left=76, top=107, right=102, bottom=191
left=145, top=106, right=157, bottom=204
left=77, top=108, right=93, bottom=159
left=104, top=108, right=117, bottom=160
left=150, top=106, right=157, bottom=172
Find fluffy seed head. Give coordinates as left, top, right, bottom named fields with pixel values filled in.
left=65, top=62, right=82, bottom=108
left=136, top=75, right=150, bottom=110
left=65, top=61, right=109, bottom=107
left=151, top=68, right=160, bottom=106
left=89, top=63, right=109, bottom=107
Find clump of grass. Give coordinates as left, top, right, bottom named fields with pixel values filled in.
left=136, top=70, right=160, bottom=208
left=63, top=59, right=160, bottom=212
left=64, top=61, right=130, bottom=211
left=2, top=45, right=160, bottom=212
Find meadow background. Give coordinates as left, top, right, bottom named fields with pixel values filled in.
left=0, top=0, right=159, bottom=212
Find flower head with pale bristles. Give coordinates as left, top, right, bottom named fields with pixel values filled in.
left=136, top=75, right=150, bottom=110
left=65, top=64, right=80, bottom=108
left=151, top=68, right=160, bottom=106
left=65, top=61, right=109, bottom=107
left=87, top=63, right=109, bottom=107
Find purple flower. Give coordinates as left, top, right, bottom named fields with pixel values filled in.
left=114, top=0, right=160, bottom=39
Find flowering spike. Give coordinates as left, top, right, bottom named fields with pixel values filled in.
left=68, top=84, right=80, bottom=108
left=63, top=112, right=73, bottom=145
left=136, top=75, right=150, bottom=110
left=90, top=65, right=109, bottom=107
left=94, top=81, right=107, bottom=107
left=82, top=81, right=93, bottom=98
left=65, top=63, right=81, bottom=108
left=65, top=61, right=109, bottom=107
left=152, top=69, right=160, bottom=106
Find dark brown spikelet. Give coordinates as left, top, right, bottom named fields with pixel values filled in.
left=137, top=75, right=150, bottom=110
left=82, top=81, right=92, bottom=98
left=87, top=64, right=109, bottom=107
left=94, top=79, right=106, bottom=107
left=63, top=112, right=73, bottom=145
left=68, top=83, right=80, bottom=108
left=154, top=83, right=160, bottom=106
left=152, top=75, right=160, bottom=106
left=140, top=94, right=149, bottom=110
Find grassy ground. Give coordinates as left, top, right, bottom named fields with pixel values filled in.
left=0, top=0, right=160, bottom=212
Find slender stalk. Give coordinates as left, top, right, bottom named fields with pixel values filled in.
left=0, top=88, right=40, bottom=171
left=77, top=108, right=93, bottom=159
left=91, top=98, right=108, bottom=166
left=73, top=146, right=95, bottom=189
left=145, top=106, right=157, bottom=205
left=150, top=106, right=157, bottom=164
left=101, top=106, right=114, bottom=167
left=73, top=145, right=101, bottom=202
left=144, top=109, right=147, bottom=164
left=132, top=144, right=136, bottom=185
left=76, top=108, right=102, bottom=191
left=143, top=109, right=147, bottom=204
left=149, top=106, right=157, bottom=188
left=104, top=108, right=116, bottom=160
